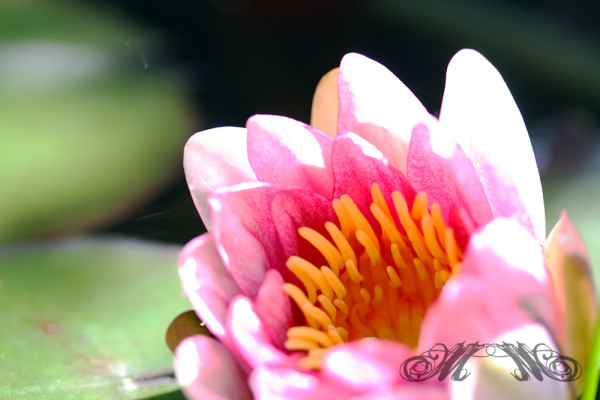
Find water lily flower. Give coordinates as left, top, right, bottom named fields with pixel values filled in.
left=173, top=49, right=596, bottom=399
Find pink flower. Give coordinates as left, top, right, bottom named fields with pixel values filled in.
left=173, top=50, right=596, bottom=399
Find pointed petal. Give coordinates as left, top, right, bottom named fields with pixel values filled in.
left=331, top=132, right=415, bottom=229
left=311, top=68, right=339, bottom=138
left=254, top=269, right=294, bottom=350
left=337, top=53, right=429, bottom=173
left=179, top=234, right=240, bottom=344
left=439, top=49, right=545, bottom=243
left=545, top=213, right=596, bottom=396
left=175, top=335, right=252, bottom=400
left=209, top=183, right=284, bottom=299
left=420, top=218, right=557, bottom=348
left=407, top=121, right=493, bottom=237
left=184, top=127, right=257, bottom=230
left=228, top=296, right=289, bottom=368
left=247, top=115, right=334, bottom=198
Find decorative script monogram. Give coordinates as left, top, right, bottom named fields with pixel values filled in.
left=399, top=342, right=581, bottom=382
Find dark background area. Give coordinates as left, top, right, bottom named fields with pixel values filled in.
left=95, top=0, right=600, bottom=249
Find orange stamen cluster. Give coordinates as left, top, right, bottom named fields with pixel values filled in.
left=282, top=183, right=463, bottom=369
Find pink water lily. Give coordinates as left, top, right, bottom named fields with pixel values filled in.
left=173, top=50, right=596, bottom=400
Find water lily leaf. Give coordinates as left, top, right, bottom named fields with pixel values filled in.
left=0, top=0, right=194, bottom=244
left=0, top=237, right=190, bottom=399
left=0, top=0, right=141, bottom=45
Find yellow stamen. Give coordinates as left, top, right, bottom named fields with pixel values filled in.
left=411, top=192, right=429, bottom=221
left=421, top=215, right=449, bottom=265
left=407, top=229, right=433, bottom=265
left=325, top=221, right=357, bottom=267
left=431, top=203, right=448, bottom=249
left=333, top=299, right=349, bottom=319
left=345, top=258, right=364, bottom=283
left=284, top=183, right=464, bottom=369
left=285, top=338, right=320, bottom=350
left=360, top=288, right=371, bottom=305
left=320, top=266, right=347, bottom=299
left=327, top=325, right=344, bottom=344
left=317, top=294, right=337, bottom=321
left=340, top=195, right=379, bottom=250
left=356, top=229, right=381, bottom=268
left=371, top=182, right=394, bottom=222
left=298, top=227, right=343, bottom=275
left=386, top=266, right=402, bottom=288
left=287, top=256, right=333, bottom=300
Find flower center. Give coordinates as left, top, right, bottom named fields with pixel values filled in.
left=282, top=183, right=464, bottom=369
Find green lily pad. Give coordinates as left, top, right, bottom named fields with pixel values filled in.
left=0, top=237, right=190, bottom=399
left=0, top=0, right=142, bottom=46
left=0, top=0, right=194, bottom=243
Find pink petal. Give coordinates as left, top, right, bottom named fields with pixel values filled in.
left=352, top=385, right=448, bottom=400
left=211, top=184, right=339, bottom=300
left=250, top=364, right=358, bottom=400
left=247, top=115, right=334, bottom=198
left=406, top=121, right=493, bottom=238
left=337, top=53, right=429, bottom=173
left=175, top=335, right=252, bottom=400
left=331, top=132, right=415, bottom=230
left=209, top=183, right=285, bottom=299
left=311, top=68, right=340, bottom=138
left=419, top=218, right=556, bottom=349
left=439, top=49, right=545, bottom=243
left=179, top=234, right=240, bottom=345
left=184, top=127, right=257, bottom=230
left=271, top=188, right=338, bottom=272
left=254, top=269, right=294, bottom=350
left=228, top=296, right=289, bottom=368
left=322, top=339, right=415, bottom=390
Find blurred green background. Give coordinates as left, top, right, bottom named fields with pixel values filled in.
left=0, top=0, right=598, bottom=398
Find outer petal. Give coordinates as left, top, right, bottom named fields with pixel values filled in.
left=337, top=53, right=429, bottom=173
left=209, top=183, right=284, bottom=299
left=250, top=364, right=358, bottom=400
left=179, top=234, right=240, bottom=347
left=350, top=386, right=448, bottom=400
left=545, top=213, right=596, bottom=396
left=211, top=184, right=339, bottom=300
left=406, top=121, right=493, bottom=242
left=439, top=49, right=545, bottom=243
left=247, top=115, right=334, bottom=198
left=419, top=218, right=557, bottom=348
left=227, top=296, right=289, bottom=368
left=322, top=338, right=415, bottom=391
left=311, top=68, right=339, bottom=138
left=184, top=127, right=257, bottom=230
left=254, top=269, right=294, bottom=350
left=175, top=335, right=252, bottom=400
